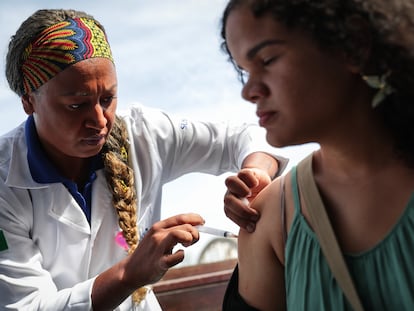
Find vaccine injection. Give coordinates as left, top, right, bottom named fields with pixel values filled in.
left=196, top=225, right=238, bottom=238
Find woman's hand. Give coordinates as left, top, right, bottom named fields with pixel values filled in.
left=224, top=168, right=272, bottom=232
left=92, top=213, right=204, bottom=310
left=123, top=213, right=204, bottom=287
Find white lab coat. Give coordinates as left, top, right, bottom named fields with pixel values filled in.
left=0, top=104, right=287, bottom=310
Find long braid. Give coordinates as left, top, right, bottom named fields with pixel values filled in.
left=102, top=115, right=148, bottom=304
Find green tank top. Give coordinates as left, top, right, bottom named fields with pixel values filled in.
left=285, top=166, right=414, bottom=310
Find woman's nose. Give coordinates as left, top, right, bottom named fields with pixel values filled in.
left=86, top=104, right=107, bottom=129
left=241, top=78, right=268, bottom=104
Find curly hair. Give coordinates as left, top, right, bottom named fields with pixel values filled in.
left=6, top=9, right=146, bottom=304
left=220, top=0, right=414, bottom=167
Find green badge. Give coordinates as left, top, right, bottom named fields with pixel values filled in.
left=0, top=230, right=8, bottom=251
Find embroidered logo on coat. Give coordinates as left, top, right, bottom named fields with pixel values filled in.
left=180, top=119, right=188, bottom=130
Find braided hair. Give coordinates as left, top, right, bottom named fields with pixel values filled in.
left=102, top=115, right=148, bottom=303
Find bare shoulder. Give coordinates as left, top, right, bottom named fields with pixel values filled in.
left=237, top=176, right=288, bottom=311
left=249, top=174, right=289, bottom=257
left=250, top=175, right=282, bottom=213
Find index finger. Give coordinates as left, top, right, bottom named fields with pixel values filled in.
left=152, top=213, right=205, bottom=231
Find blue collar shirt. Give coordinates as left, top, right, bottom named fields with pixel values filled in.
left=25, top=115, right=103, bottom=224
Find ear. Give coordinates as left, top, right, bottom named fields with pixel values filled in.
left=343, top=15, right=373, bottom=74
left=21, top=93, right=35, bottom=115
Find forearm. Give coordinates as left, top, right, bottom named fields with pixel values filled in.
left=91, top=259, right=136, bottom=311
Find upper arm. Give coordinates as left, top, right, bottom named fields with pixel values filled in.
left=237, top=178, right=286, bottom=311
left=132, top=106, right=259, bottom=178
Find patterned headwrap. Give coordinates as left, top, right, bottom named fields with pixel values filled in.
left=21, top=17, right=114, bottom=95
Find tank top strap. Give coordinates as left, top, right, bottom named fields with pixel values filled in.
left=291, top=166, right=301, bottom=214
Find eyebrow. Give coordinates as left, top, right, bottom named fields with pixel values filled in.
left=61, top=84, right=118, bottom=96
left=246, top=39, right=285, bottom=60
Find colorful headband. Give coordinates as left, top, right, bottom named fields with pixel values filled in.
left=21, top=17, right=114, bottom=95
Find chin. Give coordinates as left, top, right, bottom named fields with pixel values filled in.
left=80, top=146, right=104, bottom=158
left=265, top=133, right=284, bottom=148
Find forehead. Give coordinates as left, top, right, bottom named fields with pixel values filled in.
left=62, top=58, right=117, bottom=78
left=225, top=6, right=287, bottom=59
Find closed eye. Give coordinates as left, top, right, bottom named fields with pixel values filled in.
left=263, top=56, right=277, bottom=66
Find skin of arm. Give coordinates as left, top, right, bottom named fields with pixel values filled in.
left=91, top=213, right=204, bottom=310
left=224, top=151, right=279, bottom=232
left=237, top=176, right=288, bottom=311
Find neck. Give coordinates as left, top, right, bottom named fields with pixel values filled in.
left=52, top=155, right=93, bottom=186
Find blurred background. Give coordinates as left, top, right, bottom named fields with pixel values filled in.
left=0, top=0, right=319, bottom=266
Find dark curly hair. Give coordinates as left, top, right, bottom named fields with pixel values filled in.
left=220, top=0, right=414, bottom=167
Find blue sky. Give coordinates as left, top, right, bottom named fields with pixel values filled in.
left=0, top=0, right=318, bottom=265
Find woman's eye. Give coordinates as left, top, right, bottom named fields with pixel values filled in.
left=69, top=104, right=82, bottom=109
left=101, top=96, right=116, bottom=108
left=263, top=56, right=276, bottom=66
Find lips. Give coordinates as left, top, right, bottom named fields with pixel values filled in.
left=83, top=134, right=106, bottom=145
left=256, top=110, right=276, bottom=127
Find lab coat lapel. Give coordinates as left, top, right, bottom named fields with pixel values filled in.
left=90, top=170, right=112, bottom=240
left=47, top=184, right=91, bottom=234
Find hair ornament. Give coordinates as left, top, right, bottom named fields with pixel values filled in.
left=120, top=146, right=128, bottom=162
left=362, top=71, right=394, bottom=108
left=119, top=180, right=129, bottom=193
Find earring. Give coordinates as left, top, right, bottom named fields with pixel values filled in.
left=362, top=71, right=394, bottom=108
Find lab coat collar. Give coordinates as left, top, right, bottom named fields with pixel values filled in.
left=3, top=122, right=111, bottom=235
left=4, top=123, right=47, bottom=189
